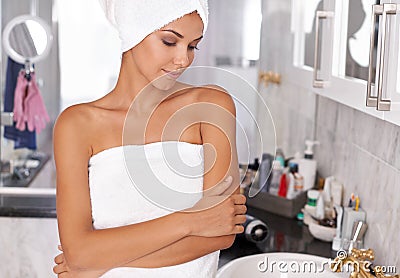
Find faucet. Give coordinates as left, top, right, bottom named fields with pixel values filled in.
left=331, top=248, right=399, bottom=278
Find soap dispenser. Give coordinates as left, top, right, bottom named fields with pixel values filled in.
left=299, top=140, right=320, bottom=191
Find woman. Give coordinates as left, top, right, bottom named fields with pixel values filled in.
left=53, top=0, right=246, bottom=277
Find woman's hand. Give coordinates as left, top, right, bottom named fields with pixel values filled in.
left=53, top=245, right=71, bottom=277
left=189, top=193, right=247, bottom=237
left=53, top=245, right=106, bottom=277
left=185, top=176, right=247, bottom=237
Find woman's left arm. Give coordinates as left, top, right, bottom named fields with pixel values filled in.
left=53, top=87, right=244, bottom=275
left=122, top=86, right=243, bottom=267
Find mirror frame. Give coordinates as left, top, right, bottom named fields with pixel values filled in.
left=2, top=14, right=53, bottom=64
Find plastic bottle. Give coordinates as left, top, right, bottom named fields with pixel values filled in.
left=275, top=148, right=285, bottom=167
left=268, top=160, right=283, bottom=196
left=278, top=171, right=288, bottom=198
left=259, top=153, right=273, bottom=192
left=250, top=158, right=260, bottom=188
left=286, top=162, right=303, bottom=199
left=298, top=140, right=320, bottom=190
left=331, top=179, right=343, bottom=206
left=315, top=193, right=325, bottom=220
left=291, top=163, right=304, bottom=195
left=289, top=151, right=302, bottom=165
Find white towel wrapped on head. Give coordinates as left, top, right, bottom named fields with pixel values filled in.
left=98, top=0, right=209, bottom=52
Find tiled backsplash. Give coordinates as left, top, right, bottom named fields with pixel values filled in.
left=314, top=96, right=400, bottom=269
left=261, top=88, right=400, bottom=269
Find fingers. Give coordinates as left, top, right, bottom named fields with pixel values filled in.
left=54, top=253, right=64, bottom=264
left=231, top=193, right=246, bottom=205
left=233, top=224, right=245, bottom=234
left=235, top=214, right=247, bottom=225
left=53, top=262, right=68, bottom=275
left=234, top=204, right=247, bottom=215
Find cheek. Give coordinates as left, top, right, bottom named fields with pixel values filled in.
left=188, top=51, right=195, bottom=62
left=136, top=41, right=168, bottom=70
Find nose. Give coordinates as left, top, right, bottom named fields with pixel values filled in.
left=173, top=48, right=190, bottom=68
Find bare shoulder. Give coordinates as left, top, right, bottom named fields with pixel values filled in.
left=54, top=103, right=96, bottom=134
left=195, top=85, right=236, bottom=115
left=53, top=103, right=98, bottom=157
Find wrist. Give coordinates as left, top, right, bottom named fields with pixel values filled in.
left=173, top=211, right=193, bottom=237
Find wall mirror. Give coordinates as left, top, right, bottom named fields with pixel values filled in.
left=2, top=14, right=53, bottom=64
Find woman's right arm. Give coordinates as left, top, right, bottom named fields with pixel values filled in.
left=54, top=105, right=242, bottom=271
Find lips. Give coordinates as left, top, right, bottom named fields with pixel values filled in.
left=162, top=69, right=183, bottom=79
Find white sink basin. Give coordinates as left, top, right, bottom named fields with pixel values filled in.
left=217, top=253, right=349, bottom=278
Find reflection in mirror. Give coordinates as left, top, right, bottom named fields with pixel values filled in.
left=2, top=15, right=52, bottom=64
left=304, top=0, right=323, bottom=67
left=9, top=20, right=47, bottom=58
left=345, top=0, right=379, bottom=81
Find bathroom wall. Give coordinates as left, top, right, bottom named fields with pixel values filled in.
left=258, top=0, right=400, bottom=269
left=314, top=96, right=400, bottom=269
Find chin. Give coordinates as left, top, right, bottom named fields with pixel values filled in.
left=151, top=74, right=178, bottom=91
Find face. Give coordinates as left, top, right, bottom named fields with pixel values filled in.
left=129, top=12, right=204, bottom=90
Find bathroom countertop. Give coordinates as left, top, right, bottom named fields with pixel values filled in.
left=219, top=206, right=335, bottom=268
left=0, top=194, right=56, bottom=218
left=0, top=152, right=56, bottom=218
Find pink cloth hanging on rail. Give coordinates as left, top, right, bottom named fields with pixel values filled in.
left=13, top=70, right=50, bottom=134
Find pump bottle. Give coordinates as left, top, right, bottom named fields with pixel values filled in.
left=298, top=140, right=319, bottom=191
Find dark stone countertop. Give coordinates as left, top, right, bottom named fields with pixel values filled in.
left=0, top=206, right=56, bottom=218
left=219, top=206, right=335, bottom=268
left=0, top=194, right=56, bottom=218
left=0, top=152, right=56, bottom=218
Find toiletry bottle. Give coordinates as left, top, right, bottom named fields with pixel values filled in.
left=285, top=171, right=295, bottom=199
left=331, top=179, right=343, bottom=206
left=268, top=160, right=283, bottom=196
left=315, top=193, right=325, bottom=220
left=251, top=158, right=260, bottom=188
left=298, top=140, right=320, bottom=190
left=286, top=162, right=302, bottom=199
left=275, top=148, right=285, bottom=167
left=278, top=172, right=288, bottom=198
left=307, top=190, right=319, bottom=207
left=245, top=158, right=260, bottom=188
left=289, top=151, right=302, bottom=166
left=290, top=162, right=304, bottom=194
left=323, top=176, right=334, bottom=206
left=259, top=153, right=273, bottom=192
left=332, top=205, right=343, bottom=251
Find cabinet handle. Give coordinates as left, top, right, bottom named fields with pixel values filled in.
left=376, top=4, right=399, bottom=111
left=313, top=11, right=334, bottom=88
left=366, top=4, right=382, bottom=107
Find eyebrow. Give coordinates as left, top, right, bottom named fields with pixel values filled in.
left=161, top=29, right=203, bottom=41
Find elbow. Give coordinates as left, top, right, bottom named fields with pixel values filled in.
left=220, top=234, right=236, bottom=250
left=63, top=244, right=93, bottom=271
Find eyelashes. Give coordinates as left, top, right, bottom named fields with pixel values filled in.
left=162, top=39, right=199, bottom=50
left=162, top=40, right=175, bottom=46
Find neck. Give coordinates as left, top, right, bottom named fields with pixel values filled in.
left=110, top=51, right=159, bottom=112
left=110, top=51, right=185, bottom=113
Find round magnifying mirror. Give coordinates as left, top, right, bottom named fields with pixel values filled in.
left=2, top=14, right=53, bottom=64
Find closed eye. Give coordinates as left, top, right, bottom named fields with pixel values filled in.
left=162, top=40, right=199, bottom=51
left=162, top=40, right=176, bottom=46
